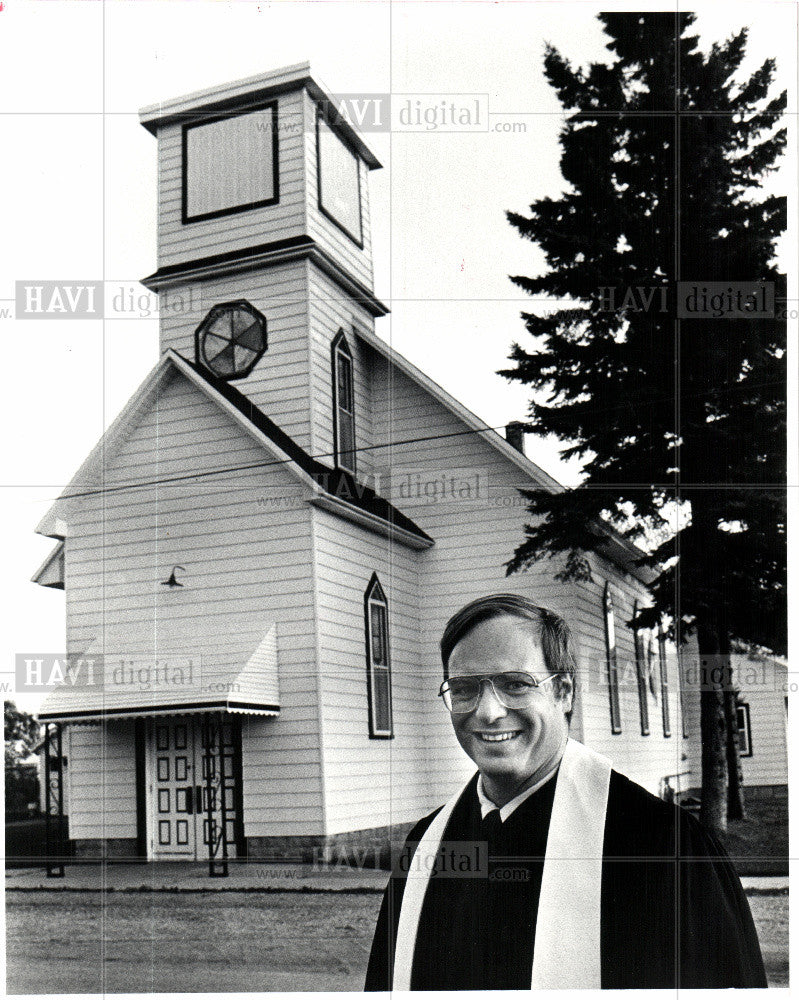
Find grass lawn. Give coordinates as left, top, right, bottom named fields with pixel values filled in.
left=717, top=797, right=788, bottom=876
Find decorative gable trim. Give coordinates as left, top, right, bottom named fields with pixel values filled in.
left=35, top=354, right=176, bottom=537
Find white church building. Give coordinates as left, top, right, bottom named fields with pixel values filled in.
left=33, top=63, right=777, bottom=865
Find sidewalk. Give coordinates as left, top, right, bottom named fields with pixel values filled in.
left=5, top=861, right=786, bottom=894
left=5, top=860, right=389, bottom=892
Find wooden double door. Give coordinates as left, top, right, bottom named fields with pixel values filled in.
left=149, top=715, right=240, bottom=860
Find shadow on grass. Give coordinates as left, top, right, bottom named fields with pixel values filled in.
left=717, top=797, right=788, bottom=877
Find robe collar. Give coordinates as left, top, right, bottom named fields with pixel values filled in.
left=392, top=737, right=612, bottom=991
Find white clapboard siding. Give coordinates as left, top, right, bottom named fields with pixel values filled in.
left=308, top=267, right=375, bottom=474
left=312, top=507, right=436, bottom=835
left=158, top=259, right=313, bottom=450
left=58, top=368, right=325, bottom=836
left=67, top=722, right=137, bottom=840
left=303, top=91, right=374, bottom=290
left=156, top=90, right=307, bottom=267
left=733, top=655, right=788, bottom=787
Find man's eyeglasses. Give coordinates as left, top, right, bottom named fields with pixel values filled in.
left=438, top=671, right=559, bottom=714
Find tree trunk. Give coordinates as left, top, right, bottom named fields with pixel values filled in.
left=698, top=621, right=728, bottom=835
left=721, top=631, right=746, bottom=820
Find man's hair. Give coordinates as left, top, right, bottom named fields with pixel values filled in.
left=440, top=594, right=577, bottom=716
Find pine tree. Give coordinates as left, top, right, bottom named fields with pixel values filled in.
left=503, top=12, right=786, bottom=834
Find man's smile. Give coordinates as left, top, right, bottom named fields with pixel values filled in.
left=474, top=730, right=523, bottom=743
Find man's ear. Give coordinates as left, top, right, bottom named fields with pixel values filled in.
left=556, top=674, right=574, bottom=715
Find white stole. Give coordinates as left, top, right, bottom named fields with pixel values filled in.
left=391, top=737, right=612, bottom=991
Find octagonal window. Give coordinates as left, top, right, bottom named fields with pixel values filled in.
left=195, top=300, right=267, bottom=380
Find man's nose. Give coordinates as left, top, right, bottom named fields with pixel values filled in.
left=473, top=679, right=508, bottom=722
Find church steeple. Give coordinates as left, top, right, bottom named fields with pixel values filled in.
left=139, top=62, right=381, bottom=299
left=137, top=64, right=387, bottom=456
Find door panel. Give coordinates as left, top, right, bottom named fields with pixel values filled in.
left=151, top=719, right=197, bottom=858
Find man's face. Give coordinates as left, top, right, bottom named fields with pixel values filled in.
left=447, top=615, right=572, bottom=797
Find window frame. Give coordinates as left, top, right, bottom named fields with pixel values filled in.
left=331, top=330, right=357, bottom=475
left=736, top=703, right=753, bottom=757
left=632, top=602, right=651, bottom=737
left=604, top=584, right=622, bottom=734
left=364, top=574, right=393, bottom=739
left=316, top=112, right=364, bottom=248
left=181, top=100, right=280, bottom=225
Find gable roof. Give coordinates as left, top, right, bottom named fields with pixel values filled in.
left=182, top=356, right=433, bottom=546
left=36, top=350, right=433, bottom=551
left=355, top=325, right=564, bottom=492
left=354, top=326, right=653, bottom=583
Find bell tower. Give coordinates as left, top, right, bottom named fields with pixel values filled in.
left=138, top=63, right=387, bottom=457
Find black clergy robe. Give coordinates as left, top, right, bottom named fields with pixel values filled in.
left=364, top=769, right=767, bottom=990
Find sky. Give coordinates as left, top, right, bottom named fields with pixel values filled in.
left=0, top=0, right=795, bottom=714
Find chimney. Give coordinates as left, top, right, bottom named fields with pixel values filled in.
left=505, top=422, right=526, bottom=455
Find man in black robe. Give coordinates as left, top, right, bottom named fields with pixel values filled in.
left=365, top=595, right=766, bottom=990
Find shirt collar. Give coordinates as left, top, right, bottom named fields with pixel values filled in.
left=476, top=762, right=560, bottom=823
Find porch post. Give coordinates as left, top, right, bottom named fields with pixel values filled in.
left=203, top=712, right=229, bottom=877
left=43, top=722, right=66, bottom=877
left=217, top=710, right=230, bottom=873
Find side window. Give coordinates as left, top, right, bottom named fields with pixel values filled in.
left=182, top=102, right=279, bottom=224
left=332, top=330, right=356, bottom=475
left=317, top=115, right=363, bottom=245
left=678, top=642, right=690, bottom=739
left=365, top=574, right=392, bottom=738
left=736, top=703, right=752, bottom=757
left=658, top=621, right=672, bottom=738
left=633, top=601, right=650, bottom=736
left=604, top=584, right=622, bottom=734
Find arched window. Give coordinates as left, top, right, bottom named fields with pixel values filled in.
left=365, top=574, right=392, bottom=738
left=632, top=601, right=650, bottom=736
left=332, top=330, right=356, bottom=475
left=604, top=584, right=622, bottom=734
